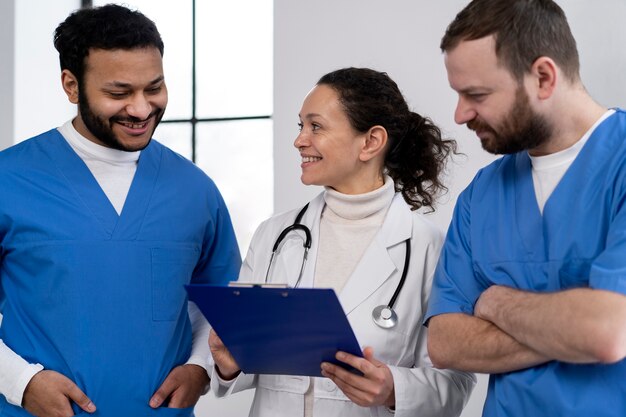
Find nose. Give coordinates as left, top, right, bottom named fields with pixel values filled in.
left=294, top=131, right=308, bottom=150
left=454, top=96, right=476, bottom=125
left=126, top=94, right=153, bottom=120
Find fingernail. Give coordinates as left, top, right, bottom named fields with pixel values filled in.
left=150, top=398, right=160, bottom=408
left=87, top=402, right=96, bottom=412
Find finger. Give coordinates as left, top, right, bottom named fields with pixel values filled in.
left=322, top=369, right=371, bottom=407
left=66, top=383, right=96, bottom=413
left=322, top=361, right=373, bottom=393
left=362, top=346, right=385, bottom=367
left=335, top=351, right=375, bottom=376
left=209, top=330, right=222, bottom=348
left=150, top=375, right=178, bottom=408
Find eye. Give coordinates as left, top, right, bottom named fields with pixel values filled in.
left=108, top=91, right=128, bottom=99
left=297, top=122, right=304, bottom=131
left=147, top=85, right=163, bottom=95
left=467, top=93, right=487, bottom=102
left=311, top=123, right=321, bottom=131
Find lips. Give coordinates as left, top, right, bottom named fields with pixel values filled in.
left=115, top=118, right=152, bottom=136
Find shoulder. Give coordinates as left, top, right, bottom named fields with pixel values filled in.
left=456, top=154, right=518, bottom=204
left=250, top=193, right=324, bottom=243
left=0, top=129, right=60, bottom=160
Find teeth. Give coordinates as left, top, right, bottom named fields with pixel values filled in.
left=302, top=156, right=322, bottom=163
left=121, top=122, right=147, bottom=129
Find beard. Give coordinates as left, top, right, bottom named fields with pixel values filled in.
left=78, top=87, right=164, bottom=152
left=468, top=86, right=553, bottom=155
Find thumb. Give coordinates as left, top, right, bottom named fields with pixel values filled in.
left=66, top=383, right=96, bottom=414
left=362, top=346, right=384, bottom=367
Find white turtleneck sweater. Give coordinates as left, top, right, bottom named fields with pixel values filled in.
left=0, top=120, right=211, bottom=407
left=304, top=176, right=395, bottom=416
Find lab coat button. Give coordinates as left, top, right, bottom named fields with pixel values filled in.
left=323, top=380, right=336, bottom=391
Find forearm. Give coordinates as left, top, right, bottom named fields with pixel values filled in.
left=0, top=339, right=44, bottom=406
left=187, top=302, right=211, bottom=370
left=427, top=313, right=549, bottom=373
left=476, top=286, right=626, bottom=363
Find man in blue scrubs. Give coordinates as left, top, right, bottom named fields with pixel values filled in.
left=0, top=5, right=240, bottom=417
left=425, top=1, right=626, bottom=416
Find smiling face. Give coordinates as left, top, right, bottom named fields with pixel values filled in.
left=294, top=84, right=374, bottom=194
left=63, top=47, right=167, bottom=151
left=445, top=36, right=552, bottom=154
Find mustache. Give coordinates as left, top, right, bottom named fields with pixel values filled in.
left=111, top=108, right=164, bottom=124
left=467, top=118, right=494, bottom=133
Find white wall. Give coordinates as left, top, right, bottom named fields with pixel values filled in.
left=13, top=0, right=77, bottom=144
left=0, top=0, right=15, bottom=150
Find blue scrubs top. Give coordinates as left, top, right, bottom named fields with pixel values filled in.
left=0, top=129, right=241, bottom=416
left=426, top=110, right=626, bottom=417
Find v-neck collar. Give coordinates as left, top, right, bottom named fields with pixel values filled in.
left=514, top=111, right=620, bottom=259
left=45, top=130, right=161, bottom=240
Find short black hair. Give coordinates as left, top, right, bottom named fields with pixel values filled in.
left=54, top=4, right=164, bottom=83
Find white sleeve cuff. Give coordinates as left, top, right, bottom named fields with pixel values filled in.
left=0, top=339, right=45, bottom=407
left=9, top=363, right=44, bottom=406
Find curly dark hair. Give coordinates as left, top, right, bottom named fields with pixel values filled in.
left=53, top=4, right=164, bottom=85
left=318, top=67, right=456, bottom=211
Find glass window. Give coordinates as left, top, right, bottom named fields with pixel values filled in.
left=93, top=0, right=274, bottom=254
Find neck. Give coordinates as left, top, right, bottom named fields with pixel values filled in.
left=529, top=88, right=607, bottom=156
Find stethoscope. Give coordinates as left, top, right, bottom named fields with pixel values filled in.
left=264, top=203, right=410, bottom=329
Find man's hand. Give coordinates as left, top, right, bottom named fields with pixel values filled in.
left=149, top=364, right=209, bottom=409
left=22, top=370, right=96, bottom=417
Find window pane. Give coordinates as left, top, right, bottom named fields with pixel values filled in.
left=196, top=120, right=273, bottom=254
left=93, top=1, right=193, bottom=120
left=196, top=0, right=273, bottom=118
left=154, top=122, right=192, bottom=161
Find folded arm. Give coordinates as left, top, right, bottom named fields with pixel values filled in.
left=475, top=286, right=626, bottom=364
left=427, top=313, right=550, bottom=374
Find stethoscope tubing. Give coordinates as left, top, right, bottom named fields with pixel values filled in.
left=265, top=203, right=409, bottom=328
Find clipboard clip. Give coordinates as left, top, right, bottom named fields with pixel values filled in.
left=228, top=281, right=289, bottom=289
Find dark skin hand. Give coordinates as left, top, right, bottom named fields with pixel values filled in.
left=22, top=370, right=96, bottom=417
left=149, top=364, right=209, bottom=409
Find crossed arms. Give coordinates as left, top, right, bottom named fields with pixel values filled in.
left=427, top=286, right=626, bottom=374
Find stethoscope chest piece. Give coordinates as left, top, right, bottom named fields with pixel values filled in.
left=372, top=305, right=398, bottom=329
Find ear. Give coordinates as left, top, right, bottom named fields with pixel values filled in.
left=61, top=69, right=80, bottom=104
left=530, top=57, right=557, bottom=100
left=359, top=125, right=388, bottom=162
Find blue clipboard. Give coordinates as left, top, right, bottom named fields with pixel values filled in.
left=185, top=284, right=363, bottom=377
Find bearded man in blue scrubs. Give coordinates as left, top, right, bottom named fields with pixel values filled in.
left=425, top=0, right=626, bottom=416
left=0, top=4, right=240, bottom=416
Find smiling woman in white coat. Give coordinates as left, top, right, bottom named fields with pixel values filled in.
left=208, top=67, right=476, bottom=417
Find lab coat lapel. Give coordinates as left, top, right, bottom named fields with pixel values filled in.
left=339, top=194, right=412, bottom=315
left=45, top=130, right=119, bottom=237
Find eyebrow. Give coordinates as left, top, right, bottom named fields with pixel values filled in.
left=299, top=113, right=324, bottom=120
left=103, top=75, right=165, bottom=89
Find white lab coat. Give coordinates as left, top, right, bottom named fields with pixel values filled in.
left=210, top=192, right=475, bottom=417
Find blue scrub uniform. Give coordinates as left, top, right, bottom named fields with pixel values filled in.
left=0, top=129, right=241, bottom=416
left=426, top=109, right=626, bottom=417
